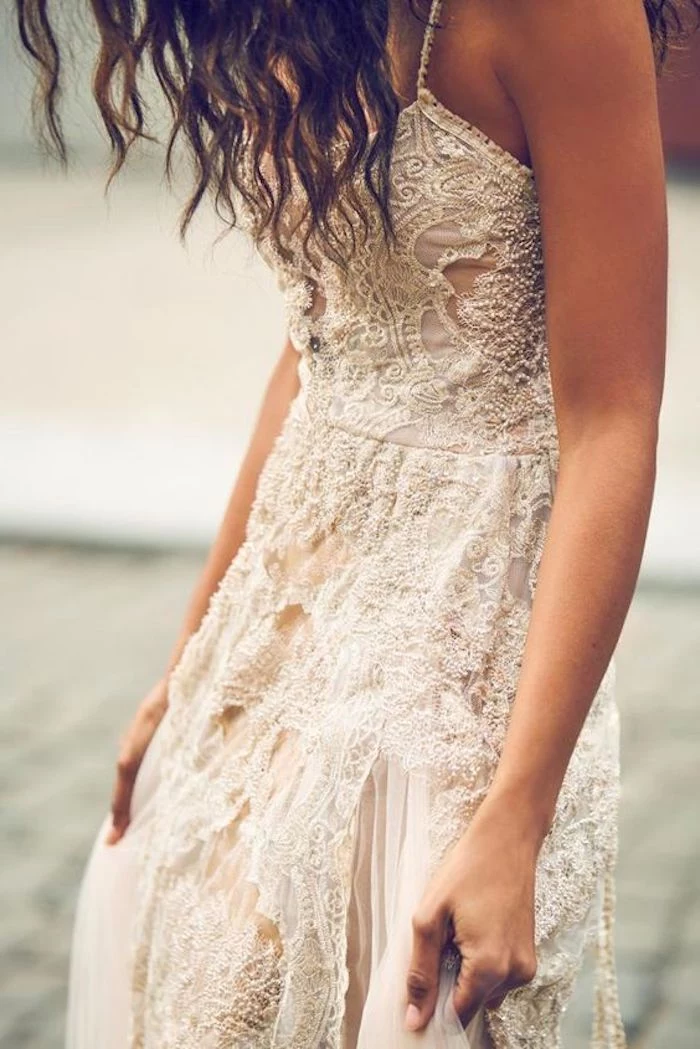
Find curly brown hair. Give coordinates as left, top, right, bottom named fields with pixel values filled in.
left=14, top=0, right=700, bottom=267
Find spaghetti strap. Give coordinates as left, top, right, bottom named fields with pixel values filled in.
left=416, top=0, right=446, bottom=93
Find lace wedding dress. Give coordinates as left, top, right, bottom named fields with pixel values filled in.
left=65, top=2, right=627, bottom=1046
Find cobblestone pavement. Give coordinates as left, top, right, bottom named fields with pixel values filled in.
left=1, top=543, right=698, bottom=1048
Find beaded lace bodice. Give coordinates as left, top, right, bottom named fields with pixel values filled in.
left=246, top=23, right=555, bottom=459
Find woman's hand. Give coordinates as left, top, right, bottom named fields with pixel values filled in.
left=104, top=677, right=169, bottom=845
left=404, top=796, right=541, bottom=1031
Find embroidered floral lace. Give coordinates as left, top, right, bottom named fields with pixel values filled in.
left=127, top=2, right=626, bottom=1046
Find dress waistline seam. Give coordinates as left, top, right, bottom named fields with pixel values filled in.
left=291, top=395, right=558, bottom=463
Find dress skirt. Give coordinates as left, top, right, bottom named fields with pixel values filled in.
left=65, top=399, right=624, bottom=1049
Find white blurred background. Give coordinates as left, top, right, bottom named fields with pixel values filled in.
left=0, top=11, right=699, bottom=580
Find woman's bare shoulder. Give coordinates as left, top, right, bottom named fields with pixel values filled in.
left=489, top=0, right=656, bottom=97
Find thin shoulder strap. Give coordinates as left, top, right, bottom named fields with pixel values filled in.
left=416, top=0, right=446, bottom=94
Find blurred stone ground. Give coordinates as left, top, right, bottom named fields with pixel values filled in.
left=0, top=542, right=698, bottom=1048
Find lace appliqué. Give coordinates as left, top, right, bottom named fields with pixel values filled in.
left=126, top=3, right=625, bottom=1043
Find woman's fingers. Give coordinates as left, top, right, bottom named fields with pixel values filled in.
left=105, top=751, right=138, bottom=845
left=404, top=907, right=447, bottom=1031
left=102, top=682, right=167, bottom=846
left=452, top=952, right=506, bottom=1027
left=485, top=991, right=508, bottom=1011
left=453, top=950, right=538, bottom=1026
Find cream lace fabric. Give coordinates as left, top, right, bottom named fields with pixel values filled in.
left=120, top=2, right=627, bottom=1046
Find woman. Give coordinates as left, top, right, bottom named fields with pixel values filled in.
left=15, top=0, right=693, bottom=1045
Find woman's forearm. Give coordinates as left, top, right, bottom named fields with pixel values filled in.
left=485, top=418, right=657, bottom=841
left=158, top=338, right=301, bottom=696
left=479, top=0, right=668, bottom=848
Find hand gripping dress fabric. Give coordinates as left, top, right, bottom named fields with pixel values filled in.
left=65, top=2, right=627, bottom=1046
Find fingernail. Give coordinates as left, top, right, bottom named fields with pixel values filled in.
left=405, top=1004, right=422, bottom=1031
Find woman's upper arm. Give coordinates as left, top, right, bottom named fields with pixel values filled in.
left=493, top=0, right=667, bottom=447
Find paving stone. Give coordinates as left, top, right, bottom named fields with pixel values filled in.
left=677, top=893, right=700, bottom=953
left=615, top=892, right=672, bottom=958
left=643, top=1009, right=700, bottom=1049
left=615, top=961, right=661, bottom=1042
left=658, top=952, right=700, bottom=1010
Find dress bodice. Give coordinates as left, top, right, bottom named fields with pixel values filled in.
left=241, top=0, right=556, bottom=458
